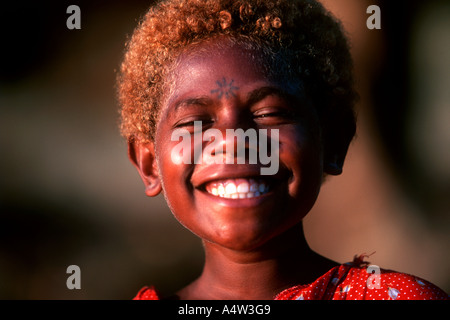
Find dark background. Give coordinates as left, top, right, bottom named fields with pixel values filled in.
left=1, top=0, right=449, bottom=299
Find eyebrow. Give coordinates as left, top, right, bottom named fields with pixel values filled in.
left=245, top=86, right=293, bottom=107
left=173, top=96, right=214, bottom=112
left=172, top=86, right=294, bottom=112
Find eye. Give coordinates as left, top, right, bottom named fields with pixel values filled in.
left=173, top=117, right=214, bottom=130
left=253, top=107, right=296, bottom=124
left=254, top=111, right=291, bottom=118
left=174, top=120, right=198, bottom=128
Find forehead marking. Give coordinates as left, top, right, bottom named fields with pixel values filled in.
left=210, top=77, right=240, bottom=99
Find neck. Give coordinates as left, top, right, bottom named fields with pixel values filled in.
left=177, top=223, right=337, bottom=300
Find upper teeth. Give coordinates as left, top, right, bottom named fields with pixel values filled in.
left=205, top=179, right=270, bottom=199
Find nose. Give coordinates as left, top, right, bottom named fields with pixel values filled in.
left=215, top=99, right=253, bottom=131
left=203, top=103, right=258, bottom=164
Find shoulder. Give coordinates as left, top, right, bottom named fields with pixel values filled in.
left=133, top=286, right=161, bottom=300
left=376, top=268, right=448, bottom=300
left=275, top=254, right=448, bottom=300
left=339, top=263, right=449, bottom=300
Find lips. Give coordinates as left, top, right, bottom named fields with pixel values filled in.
left=204, top=178, right=271, bottom=199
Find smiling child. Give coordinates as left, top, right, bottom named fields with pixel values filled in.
left=117, top=0, right=448, bottom=300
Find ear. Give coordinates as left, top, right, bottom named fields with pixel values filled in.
left=323, top=137, right=352, bottom=176
left=127, top=140, right=162, bottom=197
left=323, top=111, right=356, bottom=176
left=324, top=153, right=345, bottom=176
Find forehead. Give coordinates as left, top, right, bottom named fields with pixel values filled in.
left=170, top=41, right=268, bottom=91
left=162, top=36, right=302, bottom=108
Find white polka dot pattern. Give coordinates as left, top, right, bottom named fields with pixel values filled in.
left=275, top=257, right=449, bottom=300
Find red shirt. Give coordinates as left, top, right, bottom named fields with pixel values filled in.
left=133, top=255, right=448, bottom=300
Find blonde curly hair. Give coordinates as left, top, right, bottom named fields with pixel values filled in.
left=117, top=0, right=357, bottom=159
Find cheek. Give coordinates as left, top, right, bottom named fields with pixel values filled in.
left=280, top=127, right=324, bottom=193
left=155, top=132, right=198, bottom=208
left=280, top=124, right=322, bottom=163
left=155, top=132, right=183, bottom=191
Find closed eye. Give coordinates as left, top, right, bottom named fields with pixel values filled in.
left=253, top=108, right=297, bottom=125
left=173, top=118, right=214, bottom=130
left=254, top=111, right=292, bottom=118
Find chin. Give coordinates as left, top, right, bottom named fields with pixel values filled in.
left=205, top=221, right=285, bottom=252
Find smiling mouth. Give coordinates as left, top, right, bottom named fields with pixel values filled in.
left=204, top=178, right=271, bottom=199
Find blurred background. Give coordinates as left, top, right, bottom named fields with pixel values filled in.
left=0, top=0, right=448, bottom=299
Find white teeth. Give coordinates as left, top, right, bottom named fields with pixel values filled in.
left=237, top=182, right=249, bottom=193
left=225, top=183, right=237, bottom=194
left=205, top=179, right=270, bottom=199
left=259, top=184, right=266, bottom=193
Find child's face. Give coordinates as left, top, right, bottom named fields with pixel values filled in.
left=150, top=38, right=325, bottom=251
